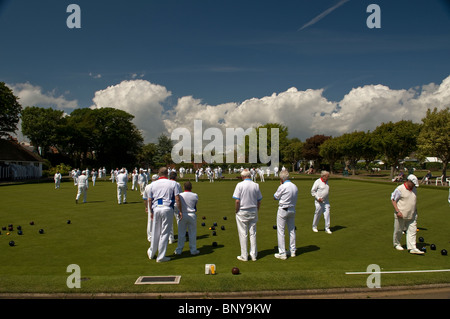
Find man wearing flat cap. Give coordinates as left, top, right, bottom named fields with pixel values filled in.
left=391, top=174, right=424, bottom=254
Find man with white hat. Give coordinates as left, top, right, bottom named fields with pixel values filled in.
left=391, top=174, right=424, bottom=254
left=145, top=167, right=182, bottom=262
left=75, top=170, right=88, bottom=204
left=116, top=168, right=128, bottom=204
left=232, top=169, right=263, bottom=261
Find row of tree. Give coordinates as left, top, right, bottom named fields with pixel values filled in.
left=1, top=82, right=449, bottom=179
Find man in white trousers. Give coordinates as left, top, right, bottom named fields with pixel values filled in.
left=146, top=167, right=182, bottom=262
left=311, top=171, right=332, bottom=234
left=143, top=174, right=159, bottom=243
left=174, top=181, right=200, bottom=255
left=116, top=168, right=128, bottom=204
left=232, top=169, right=262, bottom=261
left=391, top=174, right=424, bottom=254
left=54, top=171, right=62, bottom=189
left=169, top=171, right=182, bottom=244
left=273, top=170, right=298, bottom=260
left=75, top=171, right=88, bottom=204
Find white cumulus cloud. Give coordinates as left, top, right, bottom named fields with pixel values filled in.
left=8, top=82, right=79, bottom=110
left=90, top=80, right=171, bottom=143
left=162, top=75, right=450, bottom=141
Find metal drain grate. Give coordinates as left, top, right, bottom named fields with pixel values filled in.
left=135, top=275, right=181, bottom=285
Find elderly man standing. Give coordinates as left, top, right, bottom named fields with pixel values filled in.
left=54, top=170, right=62, bottom=189
left=146, top=167, right=182, bottom=263
left=75, top=170, right=88, bottom=204
left=311, top=171, right=332, bottom=234
left=232, top=169, right=263, bottom=261
left=116, top=168, right=128, bottom=204
left=391, top=174, right=424, bottom=254
left=273, top=170, right=298, bottom=260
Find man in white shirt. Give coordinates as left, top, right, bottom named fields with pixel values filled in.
left=273, top=170, right=298, bottom=260
left=131, top=169, right=138, bottom=191
left=54, top=171, right=62, bottom=189
left=174, top=181, right=200, bottom=255
left=138, top=169, right=147, bottom=195
left=75, top=171, right=88, bottom=204
left=311, top=171, right=332, bottom=234
left=146, top=167, right=182, bottom=262
left=391, top=174, right=423, bottom=254
left=232, top=169, right=263, bottom=261
left=169, top=171, right=182, bottom=244
left=116, top=168, right=128, bottom=204
left=143, top=174, right=159, bottom=243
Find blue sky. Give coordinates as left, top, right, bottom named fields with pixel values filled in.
left=1, top=0, right=449, bottom=142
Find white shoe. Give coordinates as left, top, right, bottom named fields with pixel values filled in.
left=312, top=227, right=318, bottom=233
left=190, top=250, right=200, bottom=255
left=325, top=229, right=332, bottom=234
left=156, top=256, right=171, bottom=262
left=394, top=244, right=404, bottom=251
left=274, top=253, right=287, bottom=260
left=250, top=255, right=257, bottom=261
left=409, top=248, right=425, bottom=255
left=237, top=256, right=248, bottom=262
left=289, top=251, right=296, bottom=257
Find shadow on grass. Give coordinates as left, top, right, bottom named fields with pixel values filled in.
left=256, top=244, right=321, bottom=260
left=330, top=225, right=346, bottom=232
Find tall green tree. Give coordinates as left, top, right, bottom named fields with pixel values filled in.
left=336, top=131, right=366, bottom=176
left=21, top=106, right=66, bottom=154
left=138, top=143, right=158, bottom=168
left=282, top=137, right=303, bottom=172
left=0, top=82, right=22, bottom=138
left=90, top=108, right=144, bottom=168
left=360, top=131, right=379, bottom=172
left=372, top=120, right=421, bottom=179
left=319, top=137, right=343, bottom=174
left=302, top=134, right=331, bottom=170
left=155, top=134, right=173, bottom=165
left=417, top=107, right=450, bottom=179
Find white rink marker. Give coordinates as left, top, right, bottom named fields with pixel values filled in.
left=346, top=269, right=450, bottom=275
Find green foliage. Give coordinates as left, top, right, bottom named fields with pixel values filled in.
left=0, top=82, right=22, bottom=137
left=21, top=106, right=66, bottom=153
left=372, top=120, right=421, bottom=178
left=417, top=107, right=450, bottom=178
left=21, top=106, right=144, bottom=169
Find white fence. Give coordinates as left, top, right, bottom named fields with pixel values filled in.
left=0, top=163, right=42, bottom=180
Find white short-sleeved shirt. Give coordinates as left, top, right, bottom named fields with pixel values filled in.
left=77, top=175, right=88, bottom=188
left=274, top=180, right=298, bottom=210
left=116, top=173, right=128, bottom=186
left=179, top=191, right=198, bottom=214
left=144, top=177, right=180, bottom=210
left=311, top=178, right=329, bottom=203
left=232, top=178, right=263, bottom=211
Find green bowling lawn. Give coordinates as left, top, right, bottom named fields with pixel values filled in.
left=0, top=174, right=449, bottom=294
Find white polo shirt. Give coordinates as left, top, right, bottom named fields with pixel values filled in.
left=179, top=191, right=198, bottom=214
left=116, top=172, right=128, bottom=186
left=77, top=175, right=88, bottom=188
left=144, top=177, right=180, bottom=210
left=232, top=178, right=263, bottom=211
left=311, top=178, right=330, bottom=203
left=274, top=180, right=298, bottom=210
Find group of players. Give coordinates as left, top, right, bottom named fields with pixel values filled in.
left=60, top=163, right=424, bottom=262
